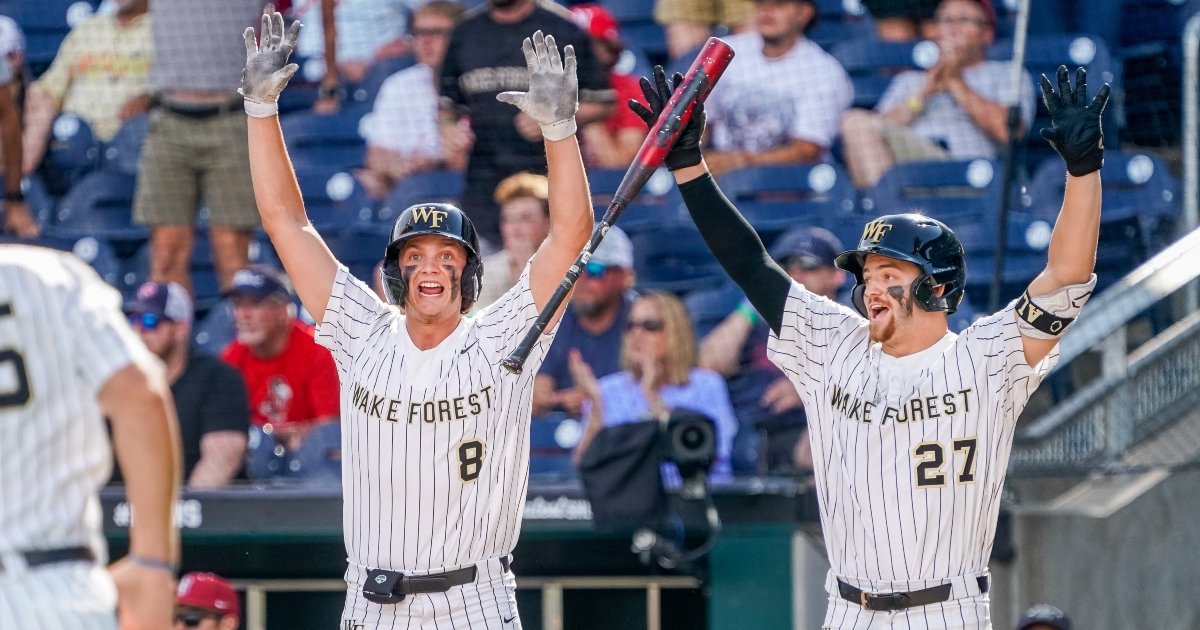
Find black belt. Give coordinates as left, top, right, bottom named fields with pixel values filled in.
left=156, top=96, right=243, bottom=119
left=0, top=546, right=95, bottom=573
left=362, top=556, right=511, bottom=605
left=838, top=576, right=988, bottom=612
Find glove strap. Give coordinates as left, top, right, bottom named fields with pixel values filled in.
left=541, top=117, right=577, bottom=143
left=665, top=147, right=702, bottom=171
left=244, top=98, right=279, bottom=119
left=1066, top=147, right=1104, bottom=177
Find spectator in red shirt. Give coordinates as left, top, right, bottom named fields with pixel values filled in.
left=572, top=4, right=647, bottom=169
left=220, top=266, right=340, bottom=452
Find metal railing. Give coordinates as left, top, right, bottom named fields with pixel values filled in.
left=230, top=575, right=702, bottom=630
left=1182, top=11, right=1200, bottom=309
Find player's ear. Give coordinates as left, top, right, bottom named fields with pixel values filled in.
left=933, top=285, right=946, bottom=297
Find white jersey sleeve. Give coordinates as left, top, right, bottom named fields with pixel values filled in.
left=961, top=299, right=1059, bottom=414
left=315, top=265, right=392, bottom=378
left=62, top=254, right=148, bottom=393
left=767, top=280, right=866, bottom=388
left=473, top=262, right=558, bottom=373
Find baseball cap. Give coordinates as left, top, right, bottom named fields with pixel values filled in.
left=176, top=572, right=240, bottom=618
left=222, top=265, right=294, bottom=301
left=1016, top=604, right=1072, bottom=630
left=570, top=4, right=620, bottom=44
left=589, top=225, right=634, bottom=269
left=770, top=226, right=843, bottom=269
left=124, top=282, right=193, bottom=324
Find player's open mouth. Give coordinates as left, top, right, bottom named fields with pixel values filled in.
left=417, top=281, right=445, bottom=297
left=869, top=305, right=889, bottom=321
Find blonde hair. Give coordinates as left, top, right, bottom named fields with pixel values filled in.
left=415, top=0, right=467, bottom=24
left=493, top=172, right=550, bottom=216
left=621, top=291, right=697, bottom=386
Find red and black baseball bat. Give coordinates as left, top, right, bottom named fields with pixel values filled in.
left=501, top=38, right=735, bottom=374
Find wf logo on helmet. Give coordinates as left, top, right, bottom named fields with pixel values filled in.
left=412, top=207, right=449, bottom=228
left=861, top=219, right=893, bottom=244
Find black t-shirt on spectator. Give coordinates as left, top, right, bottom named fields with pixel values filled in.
left=172, top=352, right=251, bottom=479
left=440, top=3, right=611, bottom=242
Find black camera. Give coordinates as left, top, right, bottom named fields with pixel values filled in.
left=665, top=410, right=717, bottom=499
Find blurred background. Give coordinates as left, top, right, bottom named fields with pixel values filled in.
left=0, top=0, right=1198, bottom=627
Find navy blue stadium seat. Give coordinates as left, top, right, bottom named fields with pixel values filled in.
left=0, top=174, right=55, bottom=228
left=248, top=231, right=281, bottom=268
left=51, top=171, right=145, bottom=240
left=377, top=170, right=465, bottom=223
left=863, top=158, right=1003, bottom=218
left=279, top=105, right=370, bottom=169
left=529, top=413, right=579, bottom=481
left=193, top=299, right=235, bottom=356
left=831, top=39, right=939, bottom=109
left=717, top=163, right=859, bottom=238
left=112, top=239, right=150, bottom=299
left=808, top=0, right=875, bottom=51
left=322, top=227, right=391, bottom=285
left=102, top=113, right=148, bottom=176
left=294, top=166, right=375, bottom=231
left=604, top=0, right=655, bottom=22
left=349, top=55, right=416, bottom=106
left=189, top=232, right=222, bottom=306
left=630, top=222, right=727, bottom=293
left=621, top=23, right=668, bottom=61
left=8, top=0, right=100, bottom=74
left=46, top=113, right=101, bottom=180
left=246, top=425, right=286, bottom=480
left=589, top=167, right=687, bottom=230
left=65, top=235, right=122, bottom=287
left=287, top=421, right=342, bottom=481
left=684, top=282, right=745, bottom=338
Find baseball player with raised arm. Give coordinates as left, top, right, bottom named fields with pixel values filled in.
left=240, top=13, right=592, bottom=629
left=627, top=64, right=1109, bottom=628
left=0, top=245, right=182, bottom=630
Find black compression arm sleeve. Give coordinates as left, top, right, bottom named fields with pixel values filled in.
left=678, top=173, right=792, bottom=335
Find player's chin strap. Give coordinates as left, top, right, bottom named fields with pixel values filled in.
left=1015, top=274, right=1097, bottom=339
left=851, top=274, right=953, bottom=318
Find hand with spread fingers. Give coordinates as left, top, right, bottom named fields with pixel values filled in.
left=1039, top=65, right=1110, bottom=177
left=241, top=11, right=302, bottom=118
left=629, top=65, right=705, bottom=171
left=497, top=30, right=579, bottom=142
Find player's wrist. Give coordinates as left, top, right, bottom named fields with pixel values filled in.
left=540, top=116, right=577, bottom=142
left=1064, top=147, right=1103, bottom=177
left=126, top=553, right=179, bottom=576
left=665, top=146, right=702, bottom=171
left=243, top=96, right=279, bottom=118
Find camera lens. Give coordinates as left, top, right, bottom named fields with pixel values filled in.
left=681, top=426, right=704, bottom=449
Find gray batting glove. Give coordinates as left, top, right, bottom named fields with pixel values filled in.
left=497, top=30, right=579, bottom=142
left=240, top=11, right=301, bottom=118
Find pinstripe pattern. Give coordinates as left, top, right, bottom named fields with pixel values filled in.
left=0, top=245, right=148, bottom=628
left=315, top=263, right=554, bottom=627
left=767, top=282, right=1055, bottom=629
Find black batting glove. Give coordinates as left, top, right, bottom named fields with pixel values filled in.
left=628, top=66, right=705, bottom=171
left=1039, top=65, right=1110, bottom=177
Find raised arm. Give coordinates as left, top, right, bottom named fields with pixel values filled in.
left=242, top=11, right=340, bottom=323
left=496, top=32, right=593, bottom=330
left=629, top=67, right=793, bottom=334
left=1020, top=66, right=1109, bottom=366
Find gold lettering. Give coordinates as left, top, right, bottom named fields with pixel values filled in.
left=469, top=393, right=481, bottom=415
left=386, top=399, right=401, bottom=423
left=412, top=207, right=449, bottom=228
left=861, top=219, right=894, bottom=244
left=453, top=397, right=466, bottom=420
left=438, top=400, right=452, bottom=422
left=942, top=392, right=957, bottom=416
left=925, top=396, right=939, bottom=418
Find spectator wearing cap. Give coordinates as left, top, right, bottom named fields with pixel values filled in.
left=22, top=0, right=152, bottom=182
left=699, top=0, right=853, bottom=177
left=533, top=225, right=635, bottom=417
left=1016, top=604, right=1072, bottom=630
left=220, top=266, right=339, bottom=453
left=0, top=15, right=33, bottom=237
left=840, top=0, right=1036, bottom=188
left=476, top=171, right=551, bottom=308
left=174, top=572, right=240, bottom=629
left=125, top=282, right=250, bottom=488
left=356, top=0, right=470, bottom=200
left=698, top=226, right=846, bottom=473
left=571, top=4, right=646, bottom=169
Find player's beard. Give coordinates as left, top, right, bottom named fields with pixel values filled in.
left=868, top=285, right=913, bottom=343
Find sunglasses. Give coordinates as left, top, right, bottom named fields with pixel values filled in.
left=784, top=256, right=823, bottom=272
left=625, top=318, right=665, bottom=332
left=128, top=312, right=162, bottom=331
left=175, top=611, right=220, bottom=627
left=582, top=262, right=609, bottom=277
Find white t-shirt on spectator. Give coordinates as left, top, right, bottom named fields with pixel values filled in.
left=876, top=61, right=1036, bottom=159
left=364, top=63, right=442, bottom=157
left=705, top=32, right=853, bottom=153
left=294, top=0, right=414, bottom=63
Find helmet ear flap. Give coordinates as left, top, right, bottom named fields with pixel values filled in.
left=851, top=283, right=868, bottom=318
left=381, top=260, right=407, bottom=306
left=910, top=274, right=952, bottom=313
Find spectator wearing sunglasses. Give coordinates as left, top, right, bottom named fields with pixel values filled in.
left=124, top=282, right=250, bottom=488
left=534, top=226, right=636, bottom=417
left=698, top=226, right=846, bottom=474
left=571, top=291, right=737, bottom=480
left=220, top=266, right=339, bottom=454
left=174, top=572, right=240, bottom=629
left=475, top=172, right=552, bottom=308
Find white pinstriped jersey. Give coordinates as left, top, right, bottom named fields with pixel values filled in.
left=0, top=246, right=147, bottom=556
left=768, top=282, right=1056, bottom=584
left=315, top=263, right=556, bottom=574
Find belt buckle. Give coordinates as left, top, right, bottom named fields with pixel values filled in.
left=860, top=590, right=873, bottom=611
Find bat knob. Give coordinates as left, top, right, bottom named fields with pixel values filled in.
left=501, top=358, right=524, bottom=375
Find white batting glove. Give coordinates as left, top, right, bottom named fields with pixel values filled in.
left=497, top=30, right=579, bottom=142
left=240, top=11, right=301, bottom=118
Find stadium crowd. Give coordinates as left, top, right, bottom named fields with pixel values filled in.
left=0, top=0, right=1185, bottom=485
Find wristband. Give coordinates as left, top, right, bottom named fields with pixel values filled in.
left=3, top=190, right=23, bottom=202
left=735, top=301, right=759, bottom=326
left=665, top=146, right=702, bottom=171
left=540, top=116, right=577, bottom=142
left=127, top=553, right=178, bottom=575
left=243, top=98, right=279, bottom=119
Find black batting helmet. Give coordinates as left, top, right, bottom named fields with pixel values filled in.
left=834, top=214, right=966, bottom=317
left=380, top=203, right=483, bottom=313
